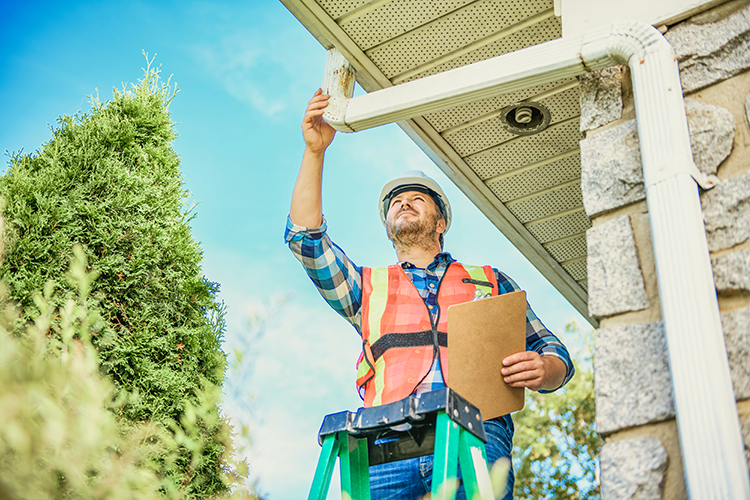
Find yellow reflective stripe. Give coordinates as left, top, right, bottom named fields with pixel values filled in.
left=356, top=356, right=369, bottom=380
left=464, top=265, right=494, bottom=297
left=367, top=267, right=390, bottom=345
left=371, top=357, right=387, bottom=407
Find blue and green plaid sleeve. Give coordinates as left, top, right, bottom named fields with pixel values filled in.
left=495, top=269, right=575, bottom=392
left=285, top=216, right=363, bottom=331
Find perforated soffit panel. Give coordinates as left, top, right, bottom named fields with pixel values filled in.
left=281, top=0, right=595, bottom=326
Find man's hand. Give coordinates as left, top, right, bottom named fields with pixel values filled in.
left=501, top=351, right=566, bottom=392
left=302, top=88, right=336, bottom=156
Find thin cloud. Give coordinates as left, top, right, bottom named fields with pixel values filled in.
left=225, top=300, right=362, bottom=497
left=201, top=245, right=362, bottom=496
left=190, top=22, right=322, bottom=118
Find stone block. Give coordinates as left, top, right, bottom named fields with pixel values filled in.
left=600, top=436, right=669, bottom=500
left=720, top=306, right=750, bottom=401
left=665, top=0, right=750, bottom=93
left=581, top=120, right=645, bottom=217
left=581, top=102, right=733, bottom=217
left=579, top=65, right=625, bottom=132
left=712, top=247, right=750, bottom=293
left=745, top=91, right=750, bottom=127
left=684, top=98, right=735, bottom=175
left=587, top=215, right=650, bottom=318
left=701, top=172, right=750, bottom=251
left=595, top=322, right=674, bottom=434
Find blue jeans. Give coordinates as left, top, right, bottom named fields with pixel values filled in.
left=369, top=417, right=514, bottom=500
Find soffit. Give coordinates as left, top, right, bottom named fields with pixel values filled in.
left=282, top=0, right=595, bottom=326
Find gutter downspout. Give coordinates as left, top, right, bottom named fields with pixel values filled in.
left=323, top=21, right=750, bottom=498
left=588, top=23, right=750, bottom=499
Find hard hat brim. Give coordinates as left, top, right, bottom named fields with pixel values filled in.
left=379, top=171, right=451, bottom=233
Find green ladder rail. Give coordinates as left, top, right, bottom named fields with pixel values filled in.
left=307, top=388, right=494, bottom=500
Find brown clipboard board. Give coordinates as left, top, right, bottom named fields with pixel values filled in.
left=446, top=290, right=527, bottom=420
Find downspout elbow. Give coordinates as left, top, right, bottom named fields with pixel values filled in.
left=581, top=21, right=718, bottom=190
left=580, top=21, right=666, bottom=68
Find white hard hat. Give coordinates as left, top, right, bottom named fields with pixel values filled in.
left=379, top=170, right=452, bottom=234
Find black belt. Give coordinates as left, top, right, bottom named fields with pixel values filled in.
left=370, top=331, right=448, bottom=361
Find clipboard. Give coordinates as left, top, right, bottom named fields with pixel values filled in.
left=447, top=290, right=527, bottom=420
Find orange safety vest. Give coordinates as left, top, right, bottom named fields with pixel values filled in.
left=356, top=262, right=499, bottom=407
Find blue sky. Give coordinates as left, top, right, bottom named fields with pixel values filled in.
left=1, top=2, right=589, bottom=498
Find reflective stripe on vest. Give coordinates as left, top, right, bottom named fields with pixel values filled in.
left=356, top=263, right=498, bottom=407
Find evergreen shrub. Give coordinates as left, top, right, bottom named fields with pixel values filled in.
left=0, top=57, right=240, bottom=498
left=0, top=246, right=169, bottom=498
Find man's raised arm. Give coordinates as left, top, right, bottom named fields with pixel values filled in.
left=290, top=89, right=336, bottom=228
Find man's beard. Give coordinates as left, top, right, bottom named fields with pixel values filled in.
left=386, top=208, right=441, bottom=252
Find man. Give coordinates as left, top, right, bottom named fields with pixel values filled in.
left=286, top=89, right=574, bottom=499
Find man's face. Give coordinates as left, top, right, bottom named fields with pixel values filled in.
left=385, top=190, right=445, bottom=249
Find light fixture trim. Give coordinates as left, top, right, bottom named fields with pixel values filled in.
left=500, top=102, right=551, bottom=135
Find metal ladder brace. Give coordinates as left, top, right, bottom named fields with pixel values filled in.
left=308, top=388, right=494, bottom=500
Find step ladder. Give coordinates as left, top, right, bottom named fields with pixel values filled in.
left=307, top=388, right=495, bottom=500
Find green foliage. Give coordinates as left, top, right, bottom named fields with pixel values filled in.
left=0, top=55, right=247, bottom=498
left=0, top=246, right=257, bottom=499
left=512, top=322, right=602, bottom=499
left=0, top=245, right=168, bottom=498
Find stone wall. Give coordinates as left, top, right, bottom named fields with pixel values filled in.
left=579, top=1, right=750, bottom=497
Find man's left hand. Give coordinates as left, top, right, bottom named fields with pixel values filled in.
left=501, top=351, right=566, bottom=392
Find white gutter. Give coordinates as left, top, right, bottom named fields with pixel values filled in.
left=323, top=22, right=749, bottom=499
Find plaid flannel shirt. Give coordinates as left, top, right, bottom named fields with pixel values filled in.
left=285, top=216, right=574, bottom=397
